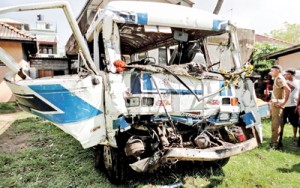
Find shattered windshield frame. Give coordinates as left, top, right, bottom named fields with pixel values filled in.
left=116, top=23, right=236, bottom=72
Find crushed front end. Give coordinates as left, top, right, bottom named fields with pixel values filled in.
left=0, top=1, right=262, bottom=185
left=86, top=1, right=262, bottom=184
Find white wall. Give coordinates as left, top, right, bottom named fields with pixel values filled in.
left=277, top=51, right=300, bottom=70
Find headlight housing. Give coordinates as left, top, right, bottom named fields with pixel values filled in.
left=125, top=97, right=140, bottom=107
left=218, top=112, right=230, bottom=121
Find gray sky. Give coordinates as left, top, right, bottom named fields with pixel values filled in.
left=1, top=0, right=300, bottom=51
left=0, top=0, right=85, bottom=52
left=196, top=0, right=300, bottom=34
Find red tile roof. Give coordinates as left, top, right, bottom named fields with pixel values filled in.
left=0, top=22, right=36, bottom=41
left=255, top=34, right=295, bottom=47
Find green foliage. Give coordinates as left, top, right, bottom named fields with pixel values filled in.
left=270, top=22, right=300, bottom=44
left=252, top=42, right=286, bottom=72
left=1, top=117, right=300, bottom=187
left=0, top=102, right=19, bottom=114
left=252, top=22, right=300, bottom=72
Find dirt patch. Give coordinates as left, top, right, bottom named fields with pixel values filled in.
left=0, top=132, right=32, bottom=153
left=0, top=113, right=18, bottom=122
left=0, top=111, right=36, bottom=135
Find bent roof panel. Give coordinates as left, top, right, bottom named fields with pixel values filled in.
left=106, top=1, right=228, bottom=31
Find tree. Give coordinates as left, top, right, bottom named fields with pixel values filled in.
left=269, top=22, right=300, bottom=44
left=252, top=42, right=286, bottom=99
left=252, top=42, right=286, bottom=72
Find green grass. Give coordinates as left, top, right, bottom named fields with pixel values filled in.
left=0, top=102, right=19, bottom=114
left=0, top=118, right=110, bottom=188
left=0, top=118, right=299, bottom=187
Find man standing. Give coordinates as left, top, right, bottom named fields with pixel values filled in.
left=269, top=65, right=290, bottom=150
left=283, top=69, right=300, bottom=146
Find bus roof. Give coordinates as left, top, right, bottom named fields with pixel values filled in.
left=105, top=1, right=228, bottom=32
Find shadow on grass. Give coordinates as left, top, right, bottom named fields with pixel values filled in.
left=121, top=161, right=225, bottom=187
left=260, top=135, right=300, bottom=156
left=277, top=163, right=300, bottom=174
left=260, top=119, right=300, bottom=156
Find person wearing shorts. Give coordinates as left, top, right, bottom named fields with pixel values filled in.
left=283, top=69, right=300, bottom=146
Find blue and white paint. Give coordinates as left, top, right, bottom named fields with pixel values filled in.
left=29, top=84, right=102, bottom=124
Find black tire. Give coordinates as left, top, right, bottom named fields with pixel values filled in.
left=204, top=157, right=230, bottom=169
left=93, top=145, right=104, bottom=170
left=103, top=145, right=128, bottom=184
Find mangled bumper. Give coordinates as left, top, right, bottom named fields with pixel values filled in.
left=130, top=138, right=258, bottom=172
left=162, top=137, right=258, bottom=162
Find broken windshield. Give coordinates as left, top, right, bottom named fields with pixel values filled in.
left=119, top=24, right=226, bottom=53
left=206, top=33, right=235, bottom=71
left=118, top=23, right=231, bottom=70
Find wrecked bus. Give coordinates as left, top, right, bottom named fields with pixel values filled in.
left=0, top=1, right=262, bottom=184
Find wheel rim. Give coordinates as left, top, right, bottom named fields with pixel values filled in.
left=103, top=145, right=113, bottom=171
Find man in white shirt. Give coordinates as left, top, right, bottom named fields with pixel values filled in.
left=283, top=69, right=300, bottom=146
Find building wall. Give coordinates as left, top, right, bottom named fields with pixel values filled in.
left=0, top=41, right=24, bottom=102
left=30, top=58, right=69, bottom=78
left=0, top=41, right=23, bottom=62
left=277, top=52, right=300, bottom=70
left=0, top=67, right=15, bottom=102
left=30, top=59, right=68, bottom=70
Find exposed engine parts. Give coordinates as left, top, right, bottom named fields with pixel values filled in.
left=157, top=122, right=169, bottom=149
left=194, top=133, right=211, bottom=149
left=124, top=137, right=145, bottom=157
left=121, top=116, right=251, bottom=172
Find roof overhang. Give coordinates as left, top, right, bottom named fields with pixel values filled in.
left=38, top=41, right=57, bottom=45
left=0, top=22, right=37, bottom=54
left=264, top=44, right=300, bottom=60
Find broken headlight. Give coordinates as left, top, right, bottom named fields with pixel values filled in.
left=141, top=97, right=154, bottom=106
left=125, top=97, right=140, bottom=107
left=218, top=112, right=230, bottom=121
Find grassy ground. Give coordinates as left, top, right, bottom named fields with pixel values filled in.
left=0, top=117, right=299, bottom=188
left=0, top=102, right=19, bottom=114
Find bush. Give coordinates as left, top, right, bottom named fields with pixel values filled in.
left=0, top=102, right=19, bottom=114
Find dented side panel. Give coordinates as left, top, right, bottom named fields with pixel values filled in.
left=5, top=75, right=107, bottom=148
